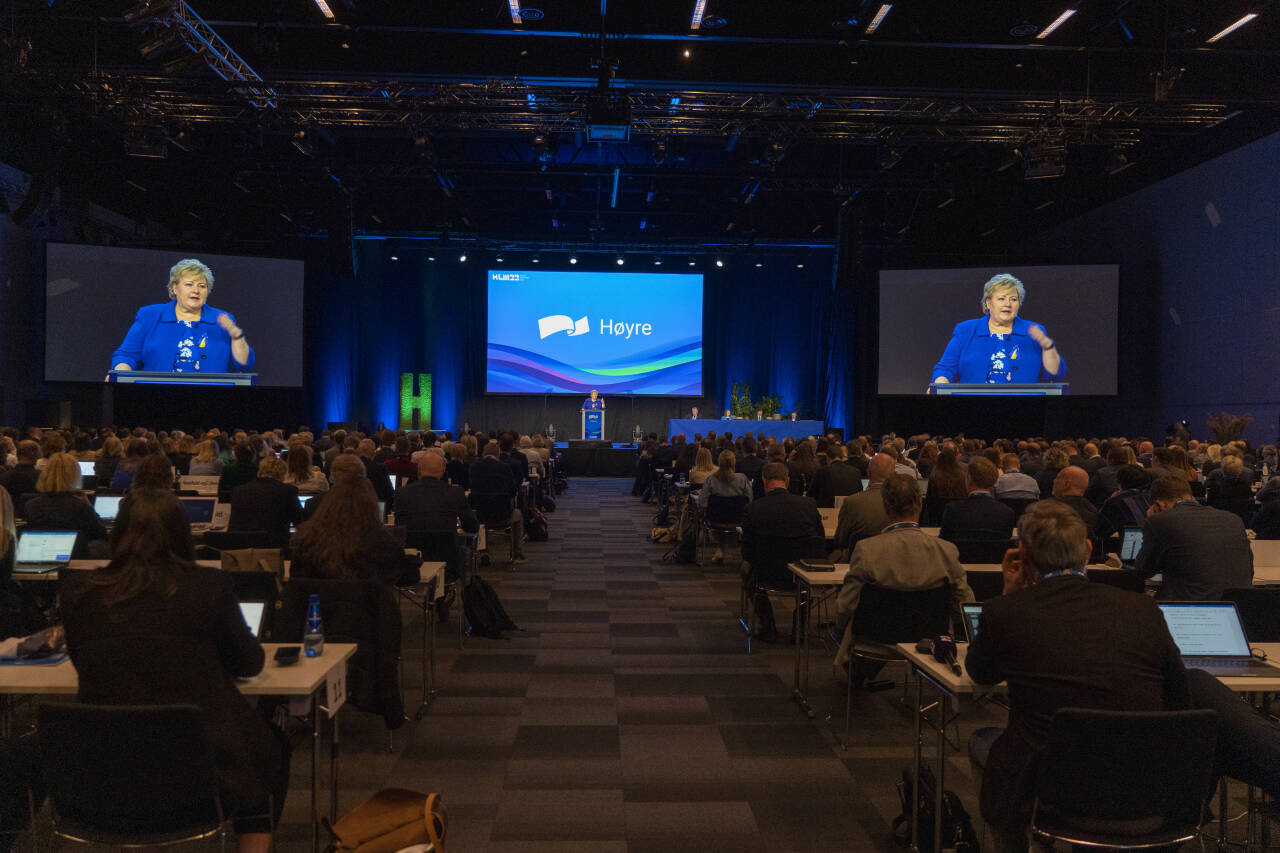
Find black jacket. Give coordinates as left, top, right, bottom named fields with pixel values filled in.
left=394, top=477, right=479, bottom=534
left=807, top=460, right=864, bottom=508
left=939, top=493, right=1016, bottom=542
left=228, top=478, right=302, bottom=546
left=22, top=492, right=107, bottom=558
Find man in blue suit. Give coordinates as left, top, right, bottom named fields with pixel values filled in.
left=940, top=456, right=1016, bottom=542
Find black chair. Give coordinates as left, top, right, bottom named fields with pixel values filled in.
left=921, top=496, right=960, bottom=527
left=998, top=497, right=1037, bottom=520
left=699, top=494, right=750, bottom=565
left=39, top=703, right=232, bottom=847
left=280, top=578, right=406, bottom=743
left=1222, top=587, right=1280, bottom=641
left=1086, top=568, right=1148, bottom=595
left=202, top=530, right=274, bottom=551
left=965, top=570, right=1005, bottom=602
left=1030, top=708, right=1217, bottom=850
left=469, top=492, right=518, bottom=566
left=952, top=538, right=1017, bottom=564
left=740, top=533, right=827, bottom=653
left=844, top=584, right=953, bottom=725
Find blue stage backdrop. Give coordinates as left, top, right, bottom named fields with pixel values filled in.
left=304, top=245, right=849, bottom=437
left=487, top=269, right=703, bottom=395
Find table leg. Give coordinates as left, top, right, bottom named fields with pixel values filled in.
left=330, top=708, right=340, bottom=823
left=311, top=692, right=320, bottom=853
left=1, top=695, right=11, bottom=740
left=934, top=693, right=947, bottom=853
left=910, top=673, right=922, bottom=853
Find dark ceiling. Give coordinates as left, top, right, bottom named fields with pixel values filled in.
left=1, top=0, right=1278, bottom=258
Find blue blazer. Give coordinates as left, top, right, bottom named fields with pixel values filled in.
left=582, top=398, right=604, bottom=410
left=110, top=302, right=255, bottom=373
left=930, top=316, right=1065, bottom=385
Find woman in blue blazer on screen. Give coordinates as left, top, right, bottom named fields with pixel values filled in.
left=108, top=258, right=255, bottom=376
left=929, top=273, right=1065, bottom=389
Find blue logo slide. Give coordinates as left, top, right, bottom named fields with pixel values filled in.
left=487, top=270, right=703, bottom=395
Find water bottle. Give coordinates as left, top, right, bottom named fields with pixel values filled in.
left=303, top=594, right=325, bottom=657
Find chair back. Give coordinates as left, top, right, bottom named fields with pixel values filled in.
left=469, top=492, right=514, bottom=526
left=1032, top=708, right=1217, bottom=847
left=921, top=496, right=959, bottom=527
left=1222, top=587, right=1280, bottom=642
left=953, top=538, right=1017, bottom=564
left=747, top=533, right=827, bottom=588
left=705, top=494, right=750, bottom=525
left=998, top=497, right=1038, bottom=520
left=965, top=570, right=1005, bottom=603
left=39, top=703, right=224, bottom=839
left=406, top=529, right=463, bottom=583
left=203, top=530, right=274, bottom=551
left=850, top=583, right=953, bottom=643
left=1086, top=568, right=1147, bottom=595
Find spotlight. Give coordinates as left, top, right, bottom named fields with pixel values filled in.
left=616, top=256, right=625, bottom=266
left=459, top=253, right=467, bottom=262
left=532, top=254, right=541, bottom=264
left=569, top=255, right=578, bottom=264
left=715, top=258, right=724, bottom=268
left=496, top=254, right=505, bottom=263
left=754, top=259, right=763, bottom=268
left=654, top=257, right=662, bottom=266
left=428, top=255, right=436, bottom=261
left=390, top=255, right=399, bottom=261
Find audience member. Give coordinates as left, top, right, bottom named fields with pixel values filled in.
left=24, top=452, right=106, bottom=558
left=283, top=444, right=329, bottom=494
left=394, top=453, right=479, bottom=582
left=228, top=456, right=301, bottom=547
left=1135, top=475, right=1253, bottom=599
left=831, top=453, right=895, bottom=560
left=470, top=442, right=526, bottom=562
left=993, top=454, right=1039, bottom=501
left=807, top=444, right=864, bottom=507
left=0, top=441, right=40, bottom=515
left=689, top=447, right=716, bottom=485
left=939, top=456, right=1016, bottom=543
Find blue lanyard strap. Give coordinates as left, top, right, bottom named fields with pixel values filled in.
left=1042, top=569, right=1087, bottom=580
left=882, top=521, right=920, bottom=533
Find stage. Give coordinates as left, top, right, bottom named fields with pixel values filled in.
left=667, top=418, right=826, bottom=440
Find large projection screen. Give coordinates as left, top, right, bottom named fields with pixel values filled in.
left=487, top=269, right=703, bottom=395
left=877, top=264, right=1119, bottom=395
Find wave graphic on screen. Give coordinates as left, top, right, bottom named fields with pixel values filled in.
left=487, top=339, right=702, bottom=395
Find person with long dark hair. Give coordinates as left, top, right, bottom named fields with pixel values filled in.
left=61, top=489, right=289, bottom=853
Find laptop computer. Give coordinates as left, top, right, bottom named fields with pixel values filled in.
left=77, top=460, right=96, bottom=478
left=1118, top=526, right=1144, bottom=566
left=1157, top=602, right=1280, bottom=677
left=238, top=600, right=267, bottom=638
left=960, top=602, right=984, bottom=643
left=92, top=494, right=123, bottom=522
left=179, top=496, right=218, bottom=530
left=13, top=530, right=79, bottom=573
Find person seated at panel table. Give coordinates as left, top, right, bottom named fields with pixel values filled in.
left=807, top=443, right=864, bottom=508
left=938, top=456, right=1016, bottom=544
left=23, top=452, right=106, bottom=559
left=393, top=453, right=479, bottom=586
left=227, top=456, right=301, bottom=548
left=689, top=406, right=700, bottom=420
left=61, top=488, right=290, bottom=853
left=834, top=473, right=973, bottom=691
left=1134, top=475, right=1253, bottom=600
left=929, top=273, right=1066, bottom=389
left=740, top=461, right=825, bottom=642
left=831, top=453, right=895, bottom=561
left=108, top=258, right=256, bottom=376
left=291, top=460, right=419, bottom=587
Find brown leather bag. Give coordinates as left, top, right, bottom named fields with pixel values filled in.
left=219, top=547, right=284, bottom=578
left=324, top=789, right=446, bottom=853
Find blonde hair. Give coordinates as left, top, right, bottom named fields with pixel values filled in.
left=694, top=447, right=715, bottom=472
left=0, top=489, right=15, bottom=559
left=257, top=456, right=287, bottom=480
left=167, top=258, right=214, bottom=299
left=37, top=452, right=81, bottom=493
left=715, top=449, right=737, bottom=483
left=195, top=439, right=217, bottom=463
left=980, top=273, right=1026, bottom=313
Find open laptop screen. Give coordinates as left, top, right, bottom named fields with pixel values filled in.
left=1119, top=527, right=1144, bottom=562
left=238, top=601, right=267, bottom=638
left=78, top=460, right=96, bottom=477
left=962, top=603, right=984, bottom=643
left=179, top=497, right=218, bottom=524
left=1158, top=602, right=1251, bottom=657
left=16, top=531, right=78, bottom=564
left=93, top=494, right=123, bottom=521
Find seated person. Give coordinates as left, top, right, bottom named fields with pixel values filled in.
left=227, top=457, right=301, bottom=547
left=1095, top=464, right=1151, bottom=544
left=0, top=440, right=40, bottom=515
left=23, top=452, right=106, bottom=559
left=1135, top=475, right=1253, bottom=600
left=444, top=442, right=470, bottom=490
left=61, top=488, right=289, bottom=853
left=383, top=435, right=419, bottom=487
left=1254, top=499, right=1280, bottom=539
left=108, top=437, right=151, bottom=492
left=282, top=443, right=328, bottom=494
left=393, top=453, right=479, bottom=583
left=1047, top=465, right=1102, bottom=562
left=469, top=442, right=526, bottom=562
left=291, top=463, right=419, bottom=586
left=831, top=453, right=895, bottom=561
left=130, top=452, right=176, bottom=491
left=992, top=454, right=1040, bottom=501
left=696, top=450, right=753, bottom=563
left=740, top=461, right=825, bottom=641
left=939, top=456, right=1016, bottom=543
left=689, top=447, right=716, bottom=486
left=835, top=473, right=973, bottom=690
left=218, top=442, right=260, bottom=496
left=807, top=445, right=864, bottom=508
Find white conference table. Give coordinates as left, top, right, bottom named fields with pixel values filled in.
left=897, top=641, right=1280, bottom=853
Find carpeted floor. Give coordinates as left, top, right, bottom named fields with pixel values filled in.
left=274, top=478, right=1003, bottom=852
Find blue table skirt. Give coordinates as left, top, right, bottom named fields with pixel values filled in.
left=667, top=419, right=826, bottom=440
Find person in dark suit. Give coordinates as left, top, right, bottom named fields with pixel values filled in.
left=61, top=488, right=289, bottom=853
left=807, top=446, right=864, bottom=508
left=965, top=500, right=1189, bottom=851
left=228, top=457, right=301, bottom=547
left=740, top=461, right=825, bottom=640
left=0, top=441, right=40, bottom=517
left=291, top=459, right=418, bottom=587
left=1135, top=475, right=1253, bottom=600
left=1085, top=445, right=1136, bottom=507
left=394, top=453, right=479, bottom=581
left=469, top=442, right=525, bottom=561
left=1047, top=465, right=1102, bottom=562
left=939, top=456, right=1016, bottom=543
left=831, top=453, right=895, bottom=560
left=735, top=436, right=766, bottom=489
left=23, top=453, right=106, bottom=558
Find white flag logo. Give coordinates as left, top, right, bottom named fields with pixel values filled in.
left=538, top=315, right=590, bottom=339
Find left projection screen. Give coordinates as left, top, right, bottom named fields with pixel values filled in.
left=487, top=269, right=703, bottom=395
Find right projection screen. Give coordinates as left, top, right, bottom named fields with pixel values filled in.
left=877, top=264, right=1118, bottom=395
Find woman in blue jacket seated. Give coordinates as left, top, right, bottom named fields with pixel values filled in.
left=109, top=258, right=255, bottom=376
left=930, top=273, right=1066, bottom=389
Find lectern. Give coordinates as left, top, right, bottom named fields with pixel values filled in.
left=581, top=408, right=604, bottom=440
left=929, top=382, right=1068, bottom=396
left=108, top=371, right=258, bottom=386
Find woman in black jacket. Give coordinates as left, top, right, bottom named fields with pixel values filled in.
left=61, top=488, right=289, bottom=853
left=23, top=453, right=107, bottom=559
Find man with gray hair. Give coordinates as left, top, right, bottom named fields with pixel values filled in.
left=965, top=500, right=1188, bottom=851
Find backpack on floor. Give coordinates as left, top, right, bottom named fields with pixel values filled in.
left=891, top=766, right=979, bottom=853
left=526, top=509, right=549, bottom=542
left=324, top=788, right=447, bottom=853
left=462, top=576, right=519, bottom=639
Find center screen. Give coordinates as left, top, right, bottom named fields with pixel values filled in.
left=486, top=270, right=703, bottom=395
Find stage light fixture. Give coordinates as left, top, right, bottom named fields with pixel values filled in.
left=532, top=254, right=541, bottom=264
left=715, top=258, right=724, bottom=268
left=313, top=0, right=335, bottom=19
left=508, top=0, right=522, bottom=24
left=654, top=257, right=663, bottom=266
left=569, top=255, right=578, bottom=264
left=1036, top=9, right=1077, bottom=39
left=390, top=255, right=399, bottom=261
left=459, top=253, right=467, bottom=262
left=865, top=4, right=891, bottom=34
left=616, top=256, right=625, bottom=266
left=688, top=257, right=696, bottom=266
left=754, top=259, right=763, bottom=268
left=690, top=0, right=707, bottom=29
left=496, top=254, right=505, bottom=262
left=428, top=255, right=436, bottom=261
left=1207, top=13, right=1257, bottom=42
